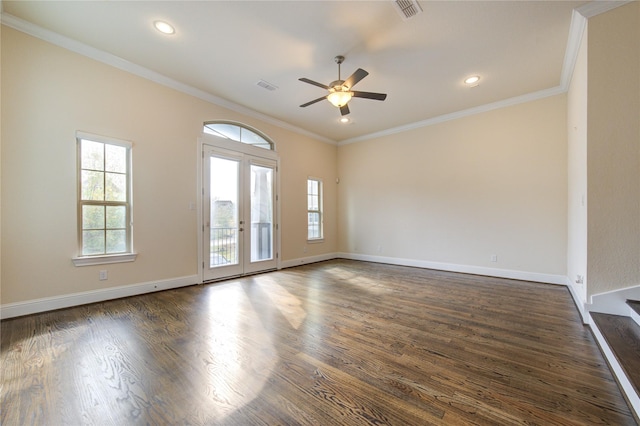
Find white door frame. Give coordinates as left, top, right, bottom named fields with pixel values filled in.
left=197, top=133, right=280, bottom=283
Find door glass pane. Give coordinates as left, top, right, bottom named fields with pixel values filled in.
left=210, top=157, right=239, bottom=268
left=250, top=165, right=273, bottom=262
left=204, top=123, right=241, bottom=141
left=203, top=123, right=273, bottom=150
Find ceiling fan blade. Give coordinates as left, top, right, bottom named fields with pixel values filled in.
left=300, top=96, right=328, bottom=108
left=352, top=91, right=387, bottom=101
left=299, top=78, right=329, bottom=90
left=343, top=68, right=369, bottom=89
left=340, top=104, right=350, bottom=116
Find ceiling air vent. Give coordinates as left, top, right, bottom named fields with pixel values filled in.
left=393, top=0, right=423, bottom=20
left=256, top=79, right=278, bottom=91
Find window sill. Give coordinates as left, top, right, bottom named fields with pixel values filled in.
left=307, top=238, right=324, bottom=244
left=72, top=253, right=137, bottom=267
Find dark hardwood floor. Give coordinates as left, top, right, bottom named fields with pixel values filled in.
left=591, top=312, right=640, bottom=400
left=1, top=260, right=636, bottom=425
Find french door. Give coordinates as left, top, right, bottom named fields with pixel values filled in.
left=202, top=143, right=278, bottom=281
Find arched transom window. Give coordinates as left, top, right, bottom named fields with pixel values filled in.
left=204, top=121, right=274, bottom=151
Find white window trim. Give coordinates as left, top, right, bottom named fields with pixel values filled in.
left=74, top=131, right=136, bottom=266
left=72, top=253, right=137, bottom=267
left=203, top=120, right=275, bottom=151
left=307, top=176, right=324, bottom=242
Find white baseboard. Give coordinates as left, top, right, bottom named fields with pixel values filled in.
left=589, top=285, right=640, bottom=316
left=589, top=311, right=640, bottom=420
left=565, top=278, right=589, bottom=324
left=336, top=252, right=567, bottom=286
left=631, top=308, right=640, bottom=327
left=1, top=254, right=571, bottom=320
left=0, top=275, right=198, bottom=320
left=279, top=253, right=338, bottom=269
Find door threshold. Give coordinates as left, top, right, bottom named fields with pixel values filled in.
left=203, top=268, right=277, bottom=284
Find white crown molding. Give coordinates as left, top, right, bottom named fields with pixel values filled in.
left=2, top=2, right=631, bottom=148
left=339, top=1, right=635, bottom=146
left=562, top=0, right=635, bottom=91
left=0, top=13, right=337, bottom=146
left=339, top=85, right=566, bottom=146
left=576, top=0, right=634, bottom=18
left=560, top=10, right=588, bottom=91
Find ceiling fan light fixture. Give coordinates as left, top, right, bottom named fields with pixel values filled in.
left=298, top=56, right=386, bottom=114
left=327, top=87, right=353, bottom=107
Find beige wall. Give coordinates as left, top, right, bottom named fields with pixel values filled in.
left=278, top=133, right=337, bottom=262
left=587, top=2, right=640, bottom=297
left=338, top=95, right=568, bottom=277
left=567, top=22, right=589, bottom=303
left=4, top=3, right=638, bottom=311
left=1, top=27, right=337, bottom=305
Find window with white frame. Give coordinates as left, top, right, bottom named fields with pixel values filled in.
left=204, top=121, right=274, bottom=150
left=307, top=178, right=323, bottom=240
left=76, top=132, right=133, bottom=261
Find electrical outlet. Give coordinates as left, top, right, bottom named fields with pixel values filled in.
left=490, top=255, right=497, bottom=262
left=99, top=270, right=108, bottom=281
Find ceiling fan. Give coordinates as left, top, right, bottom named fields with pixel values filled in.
left=299, top=56, right=387, bottom=116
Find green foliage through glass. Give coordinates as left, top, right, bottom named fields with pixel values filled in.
left=79, top=137, right=130, bottom=256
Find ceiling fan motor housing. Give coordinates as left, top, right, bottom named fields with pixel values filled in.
left=298, top=55, right=387, bottom=114
left=330, top=80, right=347, bottom=89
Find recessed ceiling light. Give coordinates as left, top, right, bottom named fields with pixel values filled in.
left=464, top=75, right=480, bottom=86
left=154, top=20, right=175, bottom=35
left=340, top=117, right=350, bottom=124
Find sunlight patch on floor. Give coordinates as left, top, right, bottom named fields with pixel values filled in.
left=201, top=284, right=278, bottom=422
left=326, top=266, right=393, bottom=295
left=256, top=275, right=307, bottom=330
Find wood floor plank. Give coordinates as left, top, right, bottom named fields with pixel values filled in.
left=1, top=259, right=636, bottom=425
left=591, top=312, right=640, bottom=399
